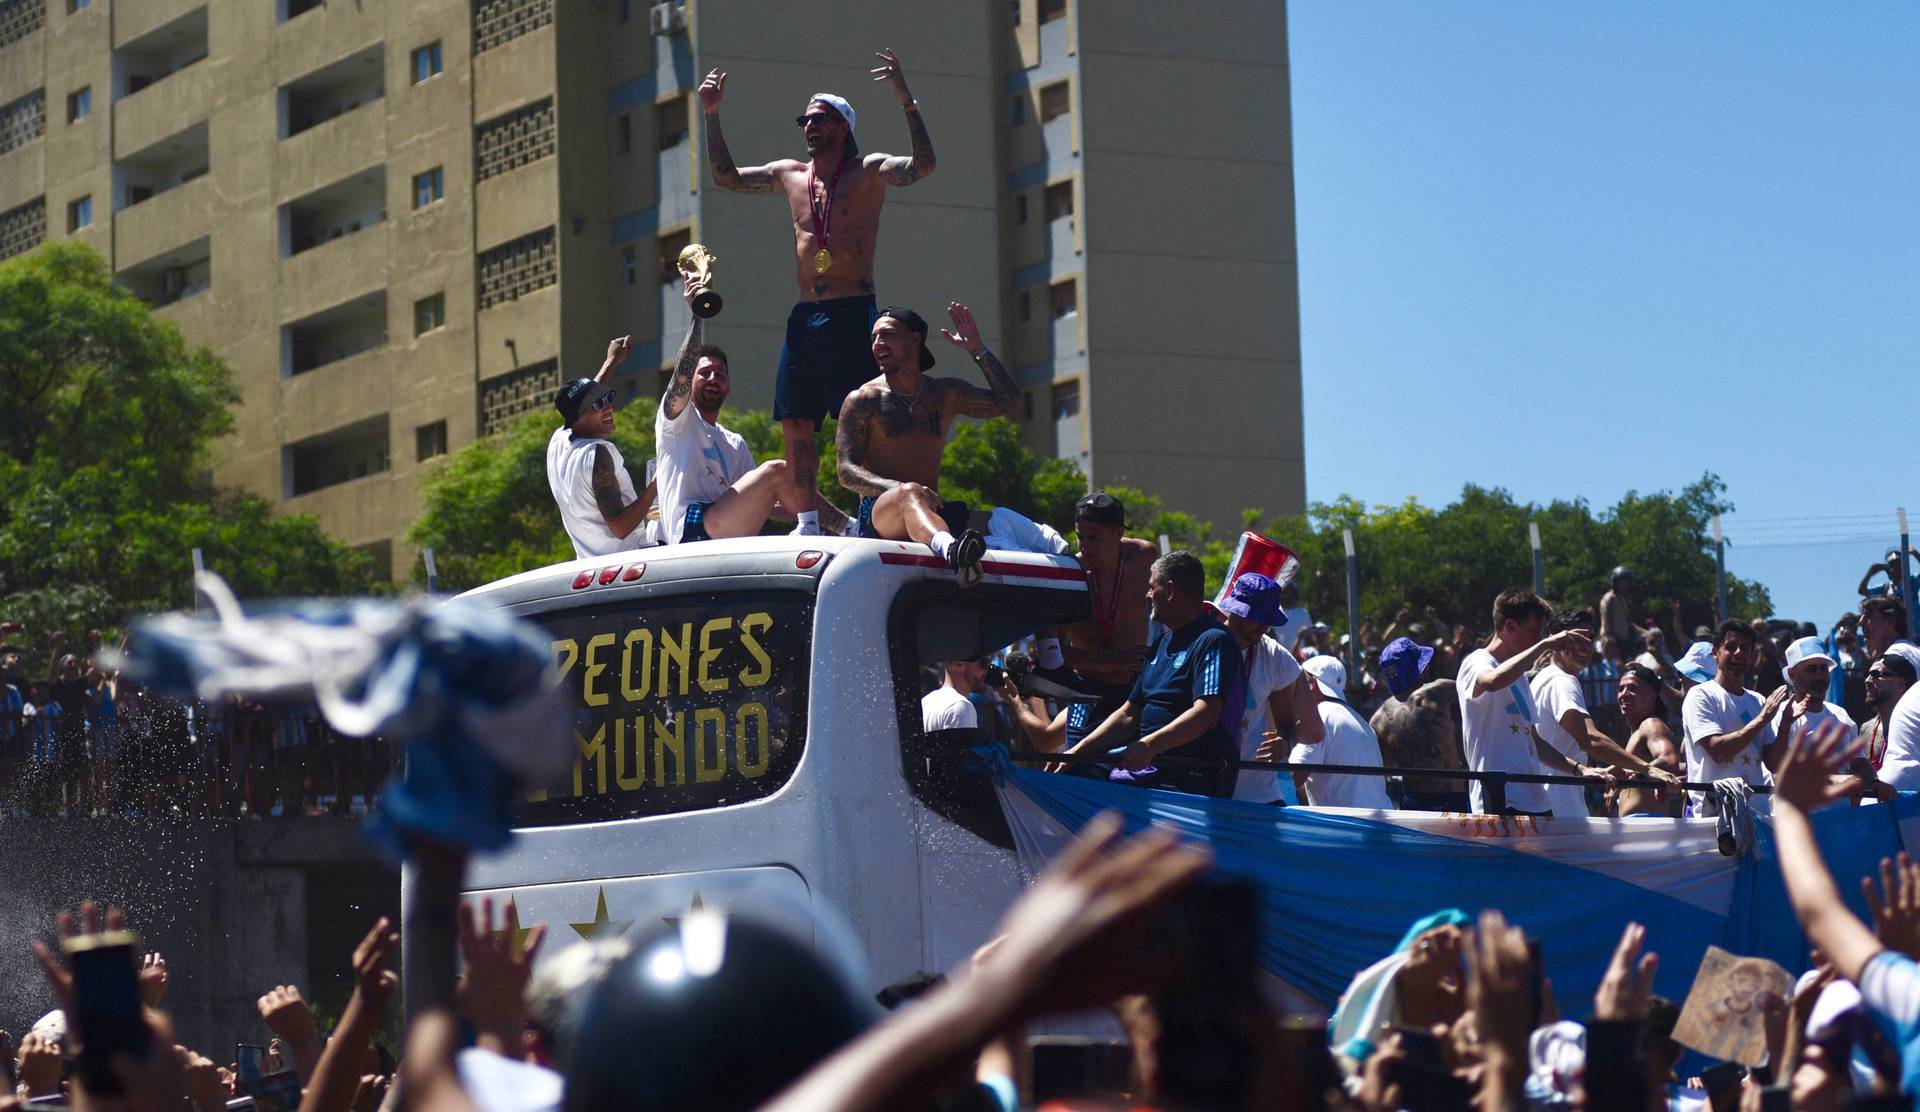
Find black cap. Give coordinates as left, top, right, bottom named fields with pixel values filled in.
left=876, top=307, right=935, bottom=370
left=1075, top=491, right=1125, bottom=528
left=554, top=378, right=614, bottom=427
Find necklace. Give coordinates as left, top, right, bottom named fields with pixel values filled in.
left=892, top=383, right=921, bottom=410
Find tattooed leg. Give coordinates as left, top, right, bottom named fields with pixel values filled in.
left=781, top=417, right=821, bottom=513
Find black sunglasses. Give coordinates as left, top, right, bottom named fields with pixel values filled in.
left=795, top=113, right=838, bottom=127
left=586, top=395, right=614, bottom=413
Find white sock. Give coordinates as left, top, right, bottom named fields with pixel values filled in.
left=1035, top=638, right=1065, bottom=670
left=987, top=506, right=1070, bottom=555
left=930, top=530, right=956, bottom=561
left=797, top=511, right=819, bottom=528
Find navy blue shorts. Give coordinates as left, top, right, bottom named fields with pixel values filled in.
left=681, top=501, right=712, bottom=543
left=774, top=295, right=879, bottom=425
left=857, top=495, right=971, bottom=540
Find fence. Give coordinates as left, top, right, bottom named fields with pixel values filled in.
left=0, top=703, right=399, bottom=818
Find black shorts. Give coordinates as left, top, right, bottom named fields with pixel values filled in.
left=681, top=501, right=712, bottom=543
left=773, top=295, right=879, bottom=425
left=1399, top=788, right=1470, bottom=813
left=857, top=495, right=971, bottom=540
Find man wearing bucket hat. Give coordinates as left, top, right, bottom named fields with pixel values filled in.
left=545, top=338, right=660, bottom=560
left=1210, top=572, right=1323, bottom=804
left=1778, top=636, right=1857, bottom=749
left=1370, top=638, right=1470, bottom=812
left=1288, top=656, right=1392, bottom=808
left=698, top=51, right=938, bottom=534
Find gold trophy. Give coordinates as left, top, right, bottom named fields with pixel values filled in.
left=676, top=243, right=724, bottom=319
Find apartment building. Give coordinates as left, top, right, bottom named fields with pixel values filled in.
left=0, top=0, right=1302, bottom=577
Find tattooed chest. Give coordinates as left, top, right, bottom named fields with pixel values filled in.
left=877, top=393, right=943, bottom=437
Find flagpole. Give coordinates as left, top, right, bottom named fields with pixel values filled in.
left=1344, top=528, right=1359, bottom=681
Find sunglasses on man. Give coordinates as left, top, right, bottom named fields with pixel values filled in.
left=795, top=112, right=839, bottom=128
left=586, top=394, right=614, bottom=413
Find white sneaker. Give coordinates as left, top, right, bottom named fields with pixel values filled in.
left=790, top=519, right=823, bottom=536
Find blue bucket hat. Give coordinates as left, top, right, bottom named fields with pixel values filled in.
left=1215, top=572, right=1288, bottom=627
left=1379, top=637, right=1435, bottom=698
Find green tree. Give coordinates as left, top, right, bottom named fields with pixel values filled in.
left=0, top=243, right=374, bottom=666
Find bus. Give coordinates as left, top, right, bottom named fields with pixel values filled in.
left=451, top=535, right=1091, bottom=987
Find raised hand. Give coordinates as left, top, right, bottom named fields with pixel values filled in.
left=698, top=69, right=727, bottom=112
left=870, top=49, right=912, bottom=104
left=256, top=984, right=323, bottom=1080
left=1593, top=922, right=1658, bottom=1021
left=1466, top=910, right=1534, bottom=1084
left=939, top=301, right=983, bottom=352
left=456, top=896, right=547, bottom=1054
left=604, top=335, right=633, bottom=369
left=1863, top=852, right=1920, bottom=959
left=1774, top=719, right=1860, bottom=813
left=351, top=1072, right=390, bottom=1112
left=140, top=950, right=169, bottom=1006
left=32, top=899, right=127, bottom=1010
left=1544, top=626, right=1593, bottom=654
left=18, top=1030, right=62, bottom=1097
left=351, top=916, right=401, bottom=1004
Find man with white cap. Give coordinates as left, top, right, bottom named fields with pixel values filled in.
left=1288, top=655, right=1392, bottom=809
left=1779, top=635, right=1857, bottom=749
left=698, top=51, right=937, bottom=535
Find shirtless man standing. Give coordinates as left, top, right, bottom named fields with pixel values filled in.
left=699, top=50, right=936, bottom=535
left=834, top=304, right=1020, bottom=583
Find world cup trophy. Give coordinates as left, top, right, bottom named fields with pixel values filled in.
left=676, top=243, right=723, bottom=319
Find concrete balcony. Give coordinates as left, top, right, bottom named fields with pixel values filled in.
left=113, top=60, right=213, bottom=162
left=281, top=468, right=398, bottom=546
left=113, top=0, right=208, bottom=50
left=276, top=105, right=385, bottom=204
left=113, top=173, right=211, bottom=266
left=271, top=8, right=384, bottom=96
left=281, top=413, right=390, bottom=501
left=279, top=224, right=390, bottom=323
left=279, top=346, right=393, bottom=442
left=1039, top=14, right=1070, bottom=62
left=1041, top=111, right=1075, bottom=161
left=1047, top=213, right=1078, bottom=263
left=1050, top=308, right=1080, bottom=359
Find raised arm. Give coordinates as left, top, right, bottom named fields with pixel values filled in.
left=698, top=70, right=781, bottom=194
left=863, top=50, right=936, bottom=185
left=659, top=280, right=704, bottom=421
left=1471, top=627, right=1589, bottom=696
left=937, top=302, right=1019, bottom=418
left=833, top=392, right=897, bottom=497
left=590, top=446, right=655, bottom=539
left=592, top=335, right=632, bottom=387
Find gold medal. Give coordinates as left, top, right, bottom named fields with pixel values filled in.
left=813, top=248, right=833, bottom=274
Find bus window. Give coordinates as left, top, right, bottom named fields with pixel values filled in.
left=522, top=589, right=812, bottom=826
left=890, top=582, right=1090, bottom=849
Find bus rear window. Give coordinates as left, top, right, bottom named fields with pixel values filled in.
left=519, top=590, right=812, bottom=826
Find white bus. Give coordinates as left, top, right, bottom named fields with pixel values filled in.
left=453, top=535, right=1090, bottom=987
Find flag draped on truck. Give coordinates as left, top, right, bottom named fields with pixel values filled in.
left=983, top=748, right=1920, bottom=1012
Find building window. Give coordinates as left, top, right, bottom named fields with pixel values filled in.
left=1039, top=81, right=1070, bottom=123
left=0, top=197, right=46, bottom=261
left=478, top=358, right=562, bottom=436
left=1049, top=277, right=1076, bottom=319
left=622, top=246, right=637, bottom=287
left=279, top=0, right=322, bottom=21
left=616, top=114, right=632, bottom=155
left=1039, top=0, right=1066, bottom=24
left=656, top=95, right=688, bottom=149
left=474, top=98, right=555, bottom=181
left=413, top=292, right=446, bottom=336
left=1013, top=194, right=1028, bottom=224
left=1018, top=290, right=1031, bottom=322
left=657, top=228, right=691, bottom=284
left=69, top=0, right=90, bottom=11
left=1045, top=180, right=1073, bottom=221
left=412, top=167, right=444, bottom=209
left=66, top=87, right=89, bottom=123
left=1, top=1, right=44, bottom=49
left=476, top=226, right=557, bottom=309
left=474, top=0, right=554, bottom=55
left=411, top=42, right=443, bottom=85
left=67, top=195, right=91, bottom=231
left=0, top=91, right=46, bottom=156
left=1010, top=96, right=1025, bottom=127
left=1051, top=381, right=1081, bottom=457
left=415, top=420, right=448, bottom=461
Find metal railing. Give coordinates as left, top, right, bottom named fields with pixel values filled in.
left=0, top=707, right=398, bottom=818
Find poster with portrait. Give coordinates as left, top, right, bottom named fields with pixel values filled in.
left=1671, top=945, right=1792, bottom=1067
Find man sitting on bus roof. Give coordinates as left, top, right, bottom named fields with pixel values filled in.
left=835, top=304, right=1067, bottom=585
left=655, top=277, right=851, bottom=544
left=546, top=337, right=662, bottom=560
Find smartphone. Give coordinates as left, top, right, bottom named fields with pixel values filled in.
left=1700, top=1061, right=1745, bottom=1112
left=1386, top=1025, right=1472, bottom=1112
left=1149, top=877, right=1265, bottom=1111
left=235, top=1044, right=302, bottom=1112
left=1758, top=1085, right=1790, bottom=1112
left=225, top=1100, right=259, bottom=1111
left=65, top=931, right=147, bottom=1098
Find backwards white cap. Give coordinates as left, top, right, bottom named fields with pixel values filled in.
left=808, top=93, right=856, bottom=135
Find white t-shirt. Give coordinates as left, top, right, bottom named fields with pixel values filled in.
left=1681, top=679, right=1775, bottom=813
left=1531, top=663, right=1592, bottom=820
left=1880, top=684, right=1920, bottom=791
left=1278, top=607, right=1312, bottom=651
left=546, top=427, right=650, bottom=559
left=655, top=399, right=757, bottom=544
left=1456, top=648, right=1550, bottom=814
left=1784, top=701, right=1858, bottom=749
left=1289, top=698, right=1393, bottom=809
left=921, top=686, right=977, bottom=733
left=1232, top=635, right=1304, bottom=803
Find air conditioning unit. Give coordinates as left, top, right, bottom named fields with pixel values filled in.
left=163, top=268, right=185, bottom=296
left=649, top=2, right=684, bottom=36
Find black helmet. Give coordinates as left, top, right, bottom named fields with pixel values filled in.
left=1611, top=566, right=1633, bottom=583
left=562, top=909, right=877, bottom=1112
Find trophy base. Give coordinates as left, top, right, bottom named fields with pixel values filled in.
left=691, top=291, right=723, bottom=319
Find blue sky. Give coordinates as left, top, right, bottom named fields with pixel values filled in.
left=1288, top=2, right=1917, bottom=626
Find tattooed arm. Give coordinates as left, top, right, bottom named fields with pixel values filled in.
left=591, top=445, right=655, bottom=539
left=864, top=109, right=936, bottom=186
left=935, top=302, right=1019, bottom=418
left=659, top=291, right=704, bottom=422
left=698, top=70, right=782, bottom=195
left=834, top=393, right=898, bottom=497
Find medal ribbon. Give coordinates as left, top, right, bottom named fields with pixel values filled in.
left=808, top=156, right=849, bottom=258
